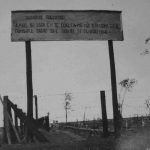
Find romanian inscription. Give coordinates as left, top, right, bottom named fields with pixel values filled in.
left=11, top=10, right=123, bottom=41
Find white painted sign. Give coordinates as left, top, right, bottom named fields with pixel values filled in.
left=11, top=10, right=123, bottom=41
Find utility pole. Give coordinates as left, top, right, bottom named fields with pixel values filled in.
left=108, top=40, right=120, bottom=136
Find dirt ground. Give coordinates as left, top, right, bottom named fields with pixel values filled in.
left=0, top=129, right=87, bottom=150
left=1, top=127, right=150, bottom=150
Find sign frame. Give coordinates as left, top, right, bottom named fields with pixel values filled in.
left=11, top=10, right=123, bottom=41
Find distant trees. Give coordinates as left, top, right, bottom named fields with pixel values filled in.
left=145, top=99, right=150, bottom=116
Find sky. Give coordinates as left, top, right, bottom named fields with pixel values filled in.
left=0, top=0, right=150, bottom=126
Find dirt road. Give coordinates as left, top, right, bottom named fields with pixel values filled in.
left=0, top=129, right=87, bottom=150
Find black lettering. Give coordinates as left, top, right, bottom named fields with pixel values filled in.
left=91, top=23, right=109, bottom=28
left=15, top=29, right=33, bottom=33
left=36, top=23, right=46, bottom=27
left=25, top=16, right=42, bottom=20
left=62, top=29, right=74, bottom=33
left=15, top=23, right=28, bottom=28
left=109, top=24, right=120, bottom=29
left=30, top=23, right=35, bottom=28
left=46, top=23, right=53, bottom=27
left=84, top=23, right=90, bottom=28
left=49, top=29, right=58, bottom=33
left=45, top=15, right=65, bottom=20
left=36, top=28, right=48, bottom=33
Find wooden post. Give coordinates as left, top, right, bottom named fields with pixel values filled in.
left=108, top=40, right=120, bottom=136
left=26, top=41, right=33, bottom=119
left=7, top=101, right=16, bottom=143
left=25, top=41, right=33, bottom=140
left=14, top=105, right=18, bottom=131
left=100, top=91, right=108, bottom=137
left=2, top=96, right=20, bottom=144
left=20, top=119, right=24, bottom=135
left=3, top=96, right=11, bottom=144
left=66, top=107, right=67, bottom=124
left=47, top=112, right=50, bottom=131
left=34, top=95, right=38, bottom=120
left=47, top=112, right=50, bottom=118
left=2, top=101, right=7, bottom=143
left=14, top=113, right=18, bottom=131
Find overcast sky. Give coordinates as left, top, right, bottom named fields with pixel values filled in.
left=0, top=0, right=150, bottom=126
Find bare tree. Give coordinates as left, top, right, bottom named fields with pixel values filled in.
left=145, top=37, right=150, bottom=44
left=64, top=92, right=72, bottom=123
left=140, top=37, right=150, bottom=55
left=118, top=78, right=137, bottom=116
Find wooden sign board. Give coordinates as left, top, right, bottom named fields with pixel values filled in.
left=11, top=10, right=123, bottom=41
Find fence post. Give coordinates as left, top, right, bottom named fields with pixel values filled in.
left=100, top=91, right=108, bottom=137
left=14, top=105, right=18, bottom=131
left=3, top=96, right=11, bottom=144
left=34, top=95, right=38, bottom=120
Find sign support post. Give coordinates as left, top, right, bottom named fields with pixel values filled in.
left=108, top=40, right=120, bottom=136
left=25, top=41, right=33, bottom=140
